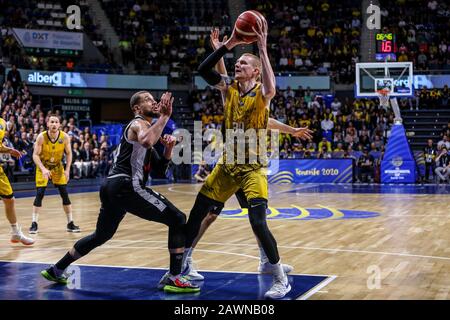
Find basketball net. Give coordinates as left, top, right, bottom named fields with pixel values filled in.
left=377, top=89, right=403, bottom=124
left=377, top=88, right=391, bottom=108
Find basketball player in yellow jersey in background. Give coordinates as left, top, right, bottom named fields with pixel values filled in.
left=184, top=17, right=292, bottom=299
left=29, top=115, right=80, bottom=234
left=0, top=117, right=35, bottom=245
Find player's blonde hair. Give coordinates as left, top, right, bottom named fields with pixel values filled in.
left=241, top=53, right=262, bottom=81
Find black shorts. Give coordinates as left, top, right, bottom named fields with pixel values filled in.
left=99, top=176, right=185, bottom=227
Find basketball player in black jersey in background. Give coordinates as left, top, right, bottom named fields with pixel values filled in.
left=41, top=91, right=199, bottom=293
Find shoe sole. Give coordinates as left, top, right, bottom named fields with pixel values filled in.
left=163, top=285, right=200, bottom=294
left=10, top=240, right=34, bottom=246
left=67, top=229, right=81, bottom=233
left=40, top=270, right=68, bottom=285
left=29, top=230, right=38, bottom=234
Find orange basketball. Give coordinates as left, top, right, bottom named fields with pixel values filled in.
left=234, top=10, right=265, bottom=43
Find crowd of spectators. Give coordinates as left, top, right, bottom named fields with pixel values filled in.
left=191, top=85, right=391, bottom=182
left=101, top=0, right=231, bottom=77
left=380, top=0, right=450, bottom=71
left=0, top=0, right=121, bottom=73
left=191, top=84, right=450, bottom=183
left=425, top=135, right=450, bottom=183
left=0, top=76, right=113, bottom=182
left=247, top=0, right=361, bottom=83
left=396, top=84, right=449, bottom=110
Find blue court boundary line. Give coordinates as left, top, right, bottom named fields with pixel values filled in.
left=0, top=259, right=337, bottom=300
left=0, top=259, right=335, bottom=278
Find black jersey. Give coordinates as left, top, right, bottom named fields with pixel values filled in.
left=108, top=115, right=170, bottom=187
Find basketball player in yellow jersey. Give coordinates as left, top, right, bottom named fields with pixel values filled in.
left=0, top=118, right=35, bottom=245
left=181, top=28, right=313, bottom=282
left=184, top=18, right=292, bottom=299
left=29, top=115, right=80, bottom=234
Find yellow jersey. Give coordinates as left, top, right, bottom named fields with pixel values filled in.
left=222, top=81, right=269, bottom=173
left=0, top=118, right=6, bottom=146
left=40, top=130, right=66, bottom=169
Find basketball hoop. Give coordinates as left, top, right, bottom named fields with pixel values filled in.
left=377, top=88, right=391, bottom=108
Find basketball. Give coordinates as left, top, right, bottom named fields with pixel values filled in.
left=234, top=10, right=265, bottom=43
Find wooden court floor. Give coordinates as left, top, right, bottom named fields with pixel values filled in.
left=0, top=183, right=449, bottom=299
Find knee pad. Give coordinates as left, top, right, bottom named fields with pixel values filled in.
left=168, top=209, right=186, bottom=227
left=248, top=198, right=268, bottom=226
left=57, top=185, right=71, bottom=205
left=33, top=187, right=47, bottom=207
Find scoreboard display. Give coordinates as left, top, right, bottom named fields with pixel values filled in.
left=24, top=47, right=81, bottom=57
left=376, top=33, right=396, bottom=54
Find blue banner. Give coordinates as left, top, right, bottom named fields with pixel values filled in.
left=381, top=124, right=417, bottom=183
left=7, top=68, right=168, bottom=90
left=268, top=159, right=354, bottom=184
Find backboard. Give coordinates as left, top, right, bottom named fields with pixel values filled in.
left=355, top=62, right=413, bottom=98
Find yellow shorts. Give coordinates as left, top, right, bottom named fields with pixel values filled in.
left=200, top=164, right=268, bottom=203
left=0, top=166, right=13, bottom=198
left=36, top=164, right=67, bottom=187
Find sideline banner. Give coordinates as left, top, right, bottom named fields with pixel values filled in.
left=268, top=159, right=354, bottom=184
left=6, top=68, right=168, bottom=90
left=192, top=160, right=353, bottom=183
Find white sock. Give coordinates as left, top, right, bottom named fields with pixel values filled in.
left=66, top=212, right=73, bottom=223
left=259, top=245, right=269, bottom=263
left=182, top=247, right=193, bottom=266
left=11, top=224, right=19, bottom=234
left=32, top=213, right=39, bottom=223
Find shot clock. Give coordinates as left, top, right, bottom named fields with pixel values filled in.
left=376, top=33, right=396, bottom=53
left=375, top=32, right=397, bottom=61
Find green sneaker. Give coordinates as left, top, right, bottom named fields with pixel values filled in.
left=41, top=266, right=68, bottom=285
left=163, top=275, right=200, bottom=293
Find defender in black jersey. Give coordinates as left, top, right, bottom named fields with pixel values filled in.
left=41, top=91, right=199, bottom=293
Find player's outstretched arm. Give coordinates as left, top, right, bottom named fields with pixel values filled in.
left=253, top=17, right=275, bottom=101
left=0, top=140, right=22, bottom=159
left=130, top=92, right=174, bottom=148
left=210, top=28, right=228, bottom=76
left=199, top=27, right=248, bottom=92
left=268, top=118, right=313, bottom=140
left=0, top=121, right=22, bottom=158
